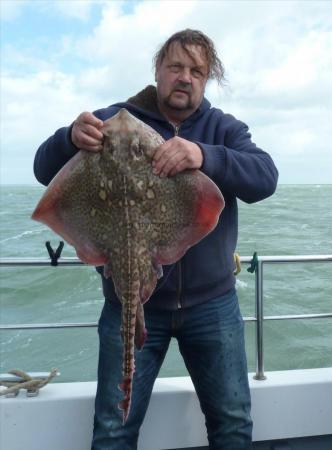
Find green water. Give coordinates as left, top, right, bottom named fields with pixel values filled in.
left=0, top=184, right=331, bottom=381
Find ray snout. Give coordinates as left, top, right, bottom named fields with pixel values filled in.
left=103, top=109, right=141, bottom=135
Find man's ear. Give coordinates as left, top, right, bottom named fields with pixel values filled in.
left=154, top=58, right=162, bottom=83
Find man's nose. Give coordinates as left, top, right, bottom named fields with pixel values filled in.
left=178, top=67, right=192, bottom=84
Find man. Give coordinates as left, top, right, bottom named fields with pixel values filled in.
left=34, top=29, right=278, bottom=450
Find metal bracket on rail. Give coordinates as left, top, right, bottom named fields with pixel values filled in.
left=45, top=241, right=64, bottom=266
left=247, top=251, right=258, bottom=273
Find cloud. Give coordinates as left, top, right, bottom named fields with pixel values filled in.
left=0, top=0, right=29, bottom=21
left=1, top=0, right=332, bottom=184
left=73, top=0, right=199, bottom=99
left=257, top=30, right=332, bottom=103
left=0, top=0, right=106, bottom=22
left=51, top=0, right=109, bottom=21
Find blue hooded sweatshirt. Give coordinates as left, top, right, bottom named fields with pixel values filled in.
left=34, top=85, right=278, bottom=310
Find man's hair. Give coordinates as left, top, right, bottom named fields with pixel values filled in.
left=153, top=29, right=225, bottom=85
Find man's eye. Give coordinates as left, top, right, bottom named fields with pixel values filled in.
left=170, top=65, right=181, bottom=72
left=192, top=69, right=203, bottom=78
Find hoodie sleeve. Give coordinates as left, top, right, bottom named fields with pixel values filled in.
left=33, top=125, right=79, bottom=186
left=33, top=107, right=120, bottom=186
left=199, top=118, right=278, bottom=204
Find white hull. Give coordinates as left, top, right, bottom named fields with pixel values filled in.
left=1, top=368, right=332, bottom=450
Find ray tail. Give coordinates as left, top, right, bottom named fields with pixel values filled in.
left=118, top=298, right=138, bottom=424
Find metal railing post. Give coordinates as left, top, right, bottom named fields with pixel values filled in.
left=254, top=259, right=266, bottom=380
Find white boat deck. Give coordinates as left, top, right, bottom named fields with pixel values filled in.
left=1, top=368, right=332, bottom=450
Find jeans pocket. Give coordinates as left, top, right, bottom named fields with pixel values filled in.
left=211, top=289, right=244, bottom=330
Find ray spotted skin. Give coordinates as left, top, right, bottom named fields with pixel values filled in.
left=32, top=109, right=224, bottom=423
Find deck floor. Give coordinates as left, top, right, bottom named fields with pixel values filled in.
left=168, top=434, right=332, bottom=450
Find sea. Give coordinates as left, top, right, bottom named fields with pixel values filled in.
left=0, top=184, right=331, bottom=382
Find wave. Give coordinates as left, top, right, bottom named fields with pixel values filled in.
left=235, top=278, right=248, bottom=290
left=0, top=228, right=47, bottom=244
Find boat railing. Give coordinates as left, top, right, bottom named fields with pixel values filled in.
left=1, top=253, right=331, bottom=381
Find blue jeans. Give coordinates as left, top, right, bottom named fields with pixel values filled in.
left=92, top=289, right=253, bottom=450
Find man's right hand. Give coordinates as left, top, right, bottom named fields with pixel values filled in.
left=71, top=112, right=104, bottom=152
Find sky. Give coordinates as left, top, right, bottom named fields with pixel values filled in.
left=1, top=0, right=331, bottom=185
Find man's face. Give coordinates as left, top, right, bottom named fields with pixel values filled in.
left=155, top=42, right=209, bottom=122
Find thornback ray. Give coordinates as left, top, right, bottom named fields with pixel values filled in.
left=32, top=108, right=225, bottom=423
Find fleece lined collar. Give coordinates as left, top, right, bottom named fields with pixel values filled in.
left=126, top=85, right=161, bottom=115
left=114, top=84, right=211, bottom=126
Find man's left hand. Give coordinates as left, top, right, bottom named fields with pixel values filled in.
left=152, top=136, right=203, bottom=178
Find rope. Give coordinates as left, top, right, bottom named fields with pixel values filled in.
left=233, top=253, right=241, bottom=275
left=0, top=368, right=58, bottom=396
